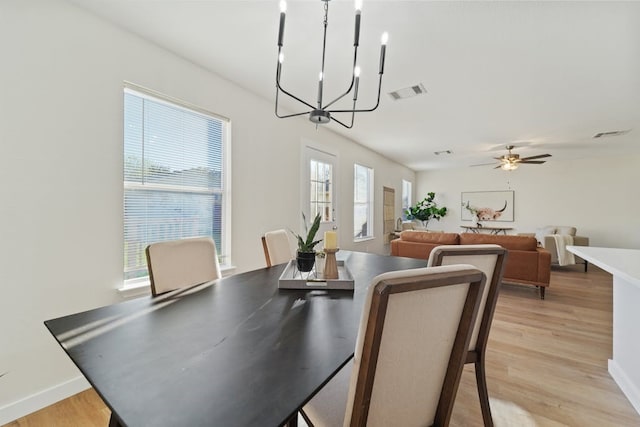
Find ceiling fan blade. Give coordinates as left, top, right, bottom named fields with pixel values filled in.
left=520, top=153, right=551, bottom=161
left=470, top=162, right=498, bottom=167
left=494, top=165, right=503, bottom=169
left=519, top=160, right=546, bottom=164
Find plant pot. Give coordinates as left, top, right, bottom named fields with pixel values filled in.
left=296, top=251, right=316, bottom=272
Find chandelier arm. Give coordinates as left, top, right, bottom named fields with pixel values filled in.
left=321, top=47, right=359, bottom=110
left=329, top=115, right=354, bottom=129
left=277, top=110, right=314, bottom=119
left=327, top=74, right=383, bottom=113
left=274, top=76, right=313, bottom=119
left=276, top=80, right=316, bottom=111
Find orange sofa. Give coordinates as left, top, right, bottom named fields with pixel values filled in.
left=390, top=231, right=551, bottom=299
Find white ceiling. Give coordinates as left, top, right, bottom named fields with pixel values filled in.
left=67, top=0, right=640, bottom=171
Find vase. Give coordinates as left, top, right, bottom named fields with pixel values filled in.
left=296, top=251, right=316, bottom=272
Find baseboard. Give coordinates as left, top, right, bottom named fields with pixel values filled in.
left=609, top=359, right=640, bottom=415
left=0, top=375, right=90, bottom=425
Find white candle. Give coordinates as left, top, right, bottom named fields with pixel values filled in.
left=324, top=231, right=337, bottom=250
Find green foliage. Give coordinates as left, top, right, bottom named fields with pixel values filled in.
left=291, top=212, right=323, bottom=253
left=405, top=192, right=448, bottom=224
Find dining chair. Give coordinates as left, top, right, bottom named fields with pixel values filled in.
left=427, top=244, right=508, bottom=427
left=145, top=236, right=221, bottom=296
left=261, top=229, right=293, bottom=267
left=301, top=264, right=486, bottom=427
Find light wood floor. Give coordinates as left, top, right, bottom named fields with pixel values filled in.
left=5, top=266, right=640, bottom=426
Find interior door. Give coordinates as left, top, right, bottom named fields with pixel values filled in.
left=303, top=146, right=338, bottom=247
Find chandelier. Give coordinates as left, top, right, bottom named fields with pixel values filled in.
left=275, top=0, right=388, bottom=128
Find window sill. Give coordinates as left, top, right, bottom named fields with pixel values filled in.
left=117, top=265, right=237, bottom=299
left=353, top=237, right=375, bottom=243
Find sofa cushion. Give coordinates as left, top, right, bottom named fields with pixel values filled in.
left=555, top=226, right=577, bottom=236
left=459, top=233, right=538, bottom=251
left=400, top=231, right=460, bottom=245
left=535, top=226, right=557, bottom=244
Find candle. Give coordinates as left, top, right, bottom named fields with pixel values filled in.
left=324, top=231, right=337, bottom=250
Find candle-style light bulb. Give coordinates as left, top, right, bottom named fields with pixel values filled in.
left=318, top=71, right=323, bottom=81
left=379, top=32, right=388, bottom=74
left=354, top=0, right=362, bottom=46
left=278, top=1, right=287, bottom=47
left=279, top=53, right=284, bottom=64
left=354, top=66, right=361, bottom=78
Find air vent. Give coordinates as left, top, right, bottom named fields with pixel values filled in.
left=593, top=129, right=631, bottom=139
left=434, top=150, right=452, bottom=155
left=388, top=83, right=427, bottom=100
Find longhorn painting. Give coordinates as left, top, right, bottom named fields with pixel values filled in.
left=461, top=191, right=515, bottom=222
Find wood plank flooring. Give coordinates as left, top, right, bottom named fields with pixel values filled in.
left=4, top=266, right=640, bottom=426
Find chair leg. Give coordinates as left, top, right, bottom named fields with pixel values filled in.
left=584, top=260, right=588, bottom=273
left=540, top=286, right=545, bottom=300
left=475, top=360, right=494, bottom=427
left=108, top=413, right=123, bottom=427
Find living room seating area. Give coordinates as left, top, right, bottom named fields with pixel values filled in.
left=391, top=231, right=552, bottom=299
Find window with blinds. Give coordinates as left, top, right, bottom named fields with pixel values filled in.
left=354, top=163, right=373, bottom=240
left=123, top=87, right=229, bottom=282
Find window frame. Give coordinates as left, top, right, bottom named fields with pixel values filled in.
left=402, top=179, right=413, bottom=220
left=353, top=163, right=374, bottom=241
left=122, top=83, right=232, bottom=289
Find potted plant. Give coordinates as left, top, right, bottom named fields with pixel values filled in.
left=291, top=212, right=323, bottom=272
left=405, top=192, right=448, bottom=229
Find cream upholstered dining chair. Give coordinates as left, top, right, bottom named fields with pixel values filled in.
left=427, top=244, right=508, bottom=427
left=301, top=264, right=486, bottom=427
left=261, top=229, right=293, bottom=267
left=145, top=237, right=221, bottom=296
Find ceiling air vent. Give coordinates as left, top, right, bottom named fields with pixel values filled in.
left=434, top=150, right=452, bottom=155
left=388, top=83, right=427, bottom=101
left=593, top=129, right=631, bottom=139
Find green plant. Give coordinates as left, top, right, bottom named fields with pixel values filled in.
left=291, top=212, right=322, bottom=253
left=405, top=192, right=448, bottom=225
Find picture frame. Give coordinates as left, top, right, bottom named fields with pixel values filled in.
left=461, top=190, right=514, bottom=222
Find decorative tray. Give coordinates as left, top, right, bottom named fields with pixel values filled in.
left=278, top=260, right=354, bottom=291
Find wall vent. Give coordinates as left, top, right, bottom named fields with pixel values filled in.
left=593, top=129, right=631, bottom=139
left=434, top=150, right=452, bottom=155
left=388, top=83, right=427, bottom=100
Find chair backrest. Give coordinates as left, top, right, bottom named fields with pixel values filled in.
left=145, top=237, right=221, bottom=296
left=344, top=265, right=486, bottom=426
left=427, top=244, right=507, bottom=353
left=262, top=229, right=292, bottom=267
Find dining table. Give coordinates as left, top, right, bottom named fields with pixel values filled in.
left=45, top=251, right=427, bottom=427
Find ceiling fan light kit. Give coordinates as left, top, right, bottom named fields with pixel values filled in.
left=491, top=145, right=552, bottom=171
left=275, top=0, right=388, bottom=128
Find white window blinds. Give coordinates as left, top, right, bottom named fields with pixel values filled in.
left=123, top=87, right=228, bottom=281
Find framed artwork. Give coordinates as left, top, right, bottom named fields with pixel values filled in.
left=461, top=190, right=514, bottom=222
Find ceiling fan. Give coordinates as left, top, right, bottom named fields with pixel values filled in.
left=486, top=145, right=552, bottom=171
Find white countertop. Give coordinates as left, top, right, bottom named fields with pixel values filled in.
left=567, top=246, right=640, bottom=287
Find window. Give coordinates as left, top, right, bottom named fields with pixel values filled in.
left=310, top=158, right=333, bottom=222
left=402, top=179, right=412, bottom=220
left=354, top=164, right=373, bottom=240
left=123, top=86, right=229, bottom=283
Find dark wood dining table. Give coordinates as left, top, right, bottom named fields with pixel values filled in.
left=45, top=251, right=426, bottom=427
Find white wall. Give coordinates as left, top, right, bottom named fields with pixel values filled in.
left=415, top=154, right=640, bottom=249
left=0, top=0, right=414, bottom=422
